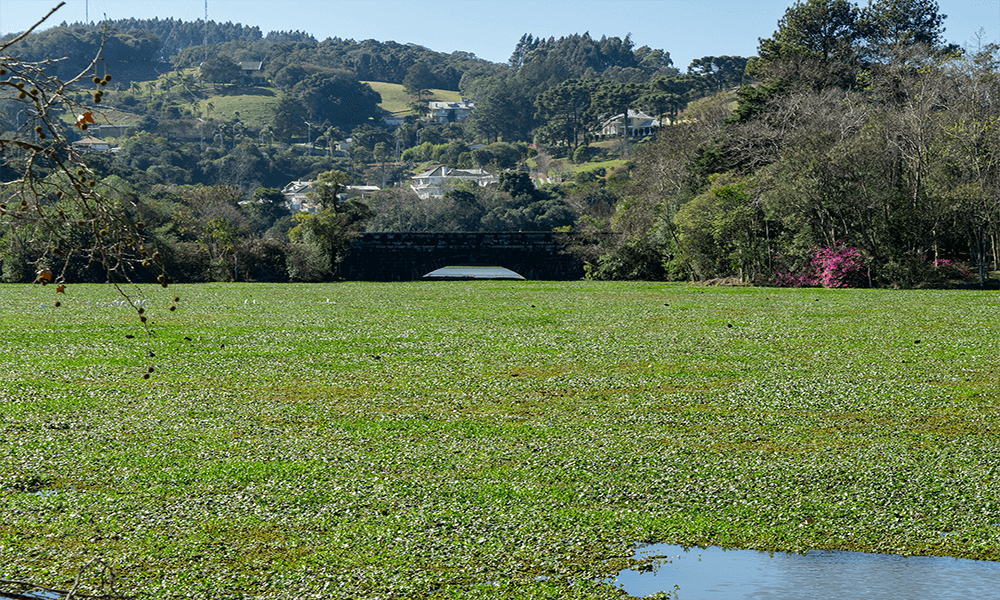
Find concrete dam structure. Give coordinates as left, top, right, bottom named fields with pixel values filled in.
left=338, top=232, right=584, bottom=281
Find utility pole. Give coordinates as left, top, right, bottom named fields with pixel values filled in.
left=204, top=0, right=209, bottom=61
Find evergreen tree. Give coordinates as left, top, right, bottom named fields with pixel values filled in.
left=403, top=63, right=435, bottom=100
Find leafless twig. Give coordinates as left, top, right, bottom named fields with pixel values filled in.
left=0, top=558, right=121, bottom=600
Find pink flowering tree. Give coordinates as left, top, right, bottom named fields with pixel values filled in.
left=775, top=242, right=869, bottom=288
left=931, top=259, right=973, bottom=279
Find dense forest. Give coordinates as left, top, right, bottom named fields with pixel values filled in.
left=1, top=0, right=997, bottom=288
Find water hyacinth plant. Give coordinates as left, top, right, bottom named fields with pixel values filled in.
left=2, top=281, right=1000, bottom=599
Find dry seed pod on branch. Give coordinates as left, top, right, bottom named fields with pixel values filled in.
left=1, top=3, right=173, bottom=364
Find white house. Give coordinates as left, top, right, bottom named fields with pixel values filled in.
left=599, top=110, right=661, bottom=138
left=342, top=185, right=381, bottom=201
left=410, top=165, right=497, bottom=199
left=72, top=136, right=114, bottom=152
left=281, top=180, right=316, bottom=212
left=426, top=99, right=475, bottom=123
left=281, top=180, right=381, bottom=212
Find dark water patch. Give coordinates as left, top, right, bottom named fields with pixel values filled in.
left=607, top=544, right=1000, bottom=599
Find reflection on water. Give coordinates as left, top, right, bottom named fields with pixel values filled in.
left=0, top=588, right=62, bottom=599
left=608, top=544, right=1000, bottom=599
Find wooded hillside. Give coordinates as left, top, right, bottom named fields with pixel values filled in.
left=1, top=0, right=995, bottom=288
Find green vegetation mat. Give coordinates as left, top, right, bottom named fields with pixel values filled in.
left=2, top=282, right=999, bottom=598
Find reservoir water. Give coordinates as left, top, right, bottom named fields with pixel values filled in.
left=608, top=544, right=1000, bottom=599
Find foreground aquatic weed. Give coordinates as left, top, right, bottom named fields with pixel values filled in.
left=2, top=283, right=1000, bottom=598
left=0, top=557, right=118, bottom=599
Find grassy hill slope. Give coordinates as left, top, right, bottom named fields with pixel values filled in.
left=363, top=81, right=462, bottom=116
left=108, top=73, right=459, bottom=128
left=117, top=70, right=282, bottom=129
left=195, top=88, right=281, bottom=128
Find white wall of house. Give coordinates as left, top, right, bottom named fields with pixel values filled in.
left=281, top=181, right=382, bottom=211
left=426, top=100, right=475, bottom=123
left=600, top=110, right=661, bottom=137
left=410, top=166, right=497, bottom=199
left=72, top=137, right=113, bottom=152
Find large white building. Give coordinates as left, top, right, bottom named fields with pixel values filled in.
left=426, top=99, right=475, bottom=123
left=410, top=165, right=497, bottom=199
left=281, top=181, right=380, bottom=212
left=599, top=110, right=662, bottom=138
left=281, top=180, right=315, bottom=212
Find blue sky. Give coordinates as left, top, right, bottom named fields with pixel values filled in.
left=2, top=0, right=998, bottom=69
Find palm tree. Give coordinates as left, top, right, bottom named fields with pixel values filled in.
left=260, top=125, right=275, bottom=149
left=325, top=128, right=337, bottom=157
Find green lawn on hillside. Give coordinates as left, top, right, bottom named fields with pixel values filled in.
left=103, top=71, right=282, bottom=129
left=2, top=282, right=999, bottom=599
left=363, top=81, right=462, bottom=116
left=103, top=75, right=458, bottom=129
left=196, top=88, right=281, bottom=128
left=529, top=156, right=630, bottom=183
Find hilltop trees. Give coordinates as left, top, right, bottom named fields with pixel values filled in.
left=8, top=0, right=988, bottom=288
left=403, top=62, right=435, bottom=100
left=747, top=0, right=950, bottom=90
left=749, top=0, right=862, bottom=89
left=0, top=22, right=163, bottom=81
left=463, top=33, right=684, bottom=147
left=687, top=56, right=749, bottom=89
left=199, top=54, right=241, bottom=84
left=591, top=0, right=999, bottom=287
left=0, top=5, right=161, bottom=288
left=464, top=77, right=537, bottom=143
left=533, top=79, right=602, bottom=148
left=294, top=71, right=385, bottom=130
left=268, top=71, right=385, bottom=142
left=860, top=0, right=948, bottom=50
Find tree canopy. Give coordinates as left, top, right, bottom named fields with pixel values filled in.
left=199, top=54, right=241, bottom=83
left=291, top=71, right=386, bottom=131
left=5, top=0, right=989, bottom=290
